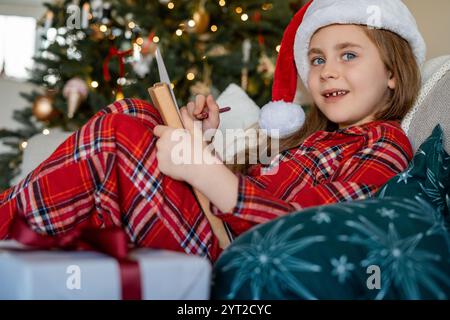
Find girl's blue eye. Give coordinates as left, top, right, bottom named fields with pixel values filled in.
left=311, top=57, right=325, bottom=65
left=342, top=52, right=356, bottom=61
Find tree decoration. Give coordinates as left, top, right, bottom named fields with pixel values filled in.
left=193, top=0, right=210, bottom=34
left=0, top=0, right=293, bottom=191
left=32, top=93, right=58, bottom=121
left=62, top=77, right=89, bottom=118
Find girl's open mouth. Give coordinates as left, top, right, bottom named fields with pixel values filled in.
left=322, top=90, right=350, bottom=103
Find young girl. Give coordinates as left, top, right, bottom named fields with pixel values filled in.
left=0, top=0, right=424, bottom=263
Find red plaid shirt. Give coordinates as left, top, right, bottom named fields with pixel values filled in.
left=212, top=120, right=413, bottom=235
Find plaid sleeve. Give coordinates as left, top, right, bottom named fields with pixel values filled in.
left=295, top=127, right=413, bottom=209
left=211, top=125, right=413, bottom=235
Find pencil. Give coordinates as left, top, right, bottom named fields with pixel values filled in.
left=198, top=106, right=231, bottom=119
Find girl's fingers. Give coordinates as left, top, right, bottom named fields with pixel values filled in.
left=186, top=101, right=195, bottom=115
left=180, top=108, right=191, bottom=128
left=194, top=95, right=206, bottom=115
left=206, top=94, right=219, bottom=115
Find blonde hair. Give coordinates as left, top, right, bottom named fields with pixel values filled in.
left=225, top=25, right=421, bottom=175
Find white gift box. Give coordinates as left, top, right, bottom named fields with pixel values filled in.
left=0, top=240, right=211, bottom=300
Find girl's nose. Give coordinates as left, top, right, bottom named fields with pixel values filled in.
left=320, top=62, right=339, bottom=81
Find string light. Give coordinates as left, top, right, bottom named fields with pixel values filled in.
left=235, top=7, right=243, bottom=14
left=186, top=72, right=195, bottom=80
left=276, top=44, right=281, bottom=52
left=210, top=25, right=218, bottom=32
left=188, top=20, right=196, bottom=28
left=42, top=129, right=50, bottom=135
left=168, top=2, right=175, bottom=9
left=128, top=21, right=136, bottom=29
left=176, top=29, right=183, bottom=36
left=171, top=83, right=175, bottom=89
left=262, top=3, right=273, bottom=11
left=219, top=0, right=226, bottom=6
left=99, top=24, right=107, bottom=32
left=153, top=36, right=160, bottom=43
left=91, top=81, right=99, bottom=88
left=241, top=14, right=249, bottom=21
left=20, top=141, right=28, bottom=150
left=136, top=37, right=144, bottom=45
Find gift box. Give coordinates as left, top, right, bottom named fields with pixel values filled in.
left=0, top=240, right=211, bottom=300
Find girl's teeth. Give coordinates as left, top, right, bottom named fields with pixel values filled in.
left=326, top=91, right=347, bottom=97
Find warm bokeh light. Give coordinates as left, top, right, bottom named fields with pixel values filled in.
left=186, top=72, right=195, bottom=80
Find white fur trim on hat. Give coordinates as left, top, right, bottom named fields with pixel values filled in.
left=259, top=101, right=305, bottom=138
left=294, top=0, right=427, bottom=87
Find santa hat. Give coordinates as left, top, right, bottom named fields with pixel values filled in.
left=259, top=0, right=426, bottom=139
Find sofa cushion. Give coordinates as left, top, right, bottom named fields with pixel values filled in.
left=402, top=55, right=450, bottom=153
left=211, top=196, right=450, bottom=300
left=376, top=124, right=450, bottom=219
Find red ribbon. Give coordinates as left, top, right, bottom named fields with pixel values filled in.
left=9, top=217, right=142, bottom=300
left=252, top=11, right=265, bottom=46
left=103, top=46, right=133, bottom=82
left=141, top=31, right=155, bottom=55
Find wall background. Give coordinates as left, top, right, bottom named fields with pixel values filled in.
left=404, top=0, right=450, bottom=60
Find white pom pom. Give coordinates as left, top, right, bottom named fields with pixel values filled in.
left=258, top=100, right=305, bottom=138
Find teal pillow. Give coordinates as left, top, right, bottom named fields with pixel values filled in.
left=376, top=124, right=450, bottom=220
left=211, top=125, right=450, bottom=300
left=211, top=197, right=450, bottom=300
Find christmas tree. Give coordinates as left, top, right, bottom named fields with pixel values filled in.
left=0, top=0, right=303, bottom=191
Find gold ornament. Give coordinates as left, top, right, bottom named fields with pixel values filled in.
left=115, top=91, right=124, bottom=101
left=193, top=1, right=210, bottom=34
left=90, top=24, right=105, bottom=41
left=32, top=94, right=58, bottom=121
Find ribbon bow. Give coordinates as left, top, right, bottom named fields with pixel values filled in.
left=9, top=217, right=142, bottom=300
left=103, top=46, right=133, bottom=82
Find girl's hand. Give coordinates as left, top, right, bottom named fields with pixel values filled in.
left=181, top=94, right=220, bottom=136
left=153, top=107, right=216, bottom=182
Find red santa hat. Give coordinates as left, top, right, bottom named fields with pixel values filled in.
left=259, top=0, right=426, bottom=138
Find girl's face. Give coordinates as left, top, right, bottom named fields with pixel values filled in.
left=307, top=24, right=396, bottom=129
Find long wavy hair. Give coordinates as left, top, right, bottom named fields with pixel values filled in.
left=224, top=25, right=421, bottom=175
